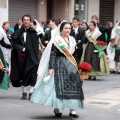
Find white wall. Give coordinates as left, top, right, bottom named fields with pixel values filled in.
left=0, top=0, right=8, bottom=26
left=37, top=0, right=47, bottom=24
left=69, top=0, right=75, bottom=22
left=87, top=0, right=99, bottom=23
left=114, top=0, right=120, bottom=25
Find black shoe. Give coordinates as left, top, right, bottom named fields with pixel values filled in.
left=110, top=71, right=116, bottom=74
left=21, top=92, right=27, bottom=100
left=54, top=110, right=62, bottom=117
left=28, top=92, right=32, bottom=100
left=88, top=76, right=92, bottom=80
left=69, top=113, right=79, bottom=118
left=116, top=72, right=120, bottom=74
left=92, top=76, right=96, bottom=80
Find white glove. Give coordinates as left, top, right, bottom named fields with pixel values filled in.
left=43, top=75, right=51, bottom=83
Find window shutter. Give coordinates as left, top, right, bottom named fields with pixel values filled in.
left=99, top=0, right=114, bottom=26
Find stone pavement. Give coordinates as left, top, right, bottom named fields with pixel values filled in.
left=0, top=73, right=120, bottom=120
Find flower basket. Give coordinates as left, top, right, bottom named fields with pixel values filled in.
left=78, top=62, right=92, bottom=81
left=94, top=41, right=107, bottom=58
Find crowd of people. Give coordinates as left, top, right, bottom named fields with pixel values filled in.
left=0, top=14, right=120, bottom=119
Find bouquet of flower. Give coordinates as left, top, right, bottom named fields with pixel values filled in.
left=94, top=41, right=107, bottom=58
left=78, top=62, right=92, bottom=81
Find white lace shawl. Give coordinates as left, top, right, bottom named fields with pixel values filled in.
left=34, top=34, right=76, bottom=89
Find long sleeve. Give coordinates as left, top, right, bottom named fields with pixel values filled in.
left=0, top=37, right=11, bottom=48
left=38, top=33, right=43, bottom=40
left=11, top=28, right=25, bottom=52
left=73, top=48, right=80, bottom=64
left=12, top=38, right=24, bottom=52
left=77, top=28, right=85, bottom=48
left=49, top=44, right=57, bottom=69
left=84, top=36, right=89, bottom=44
left=41, top=30, right=51, bottom=47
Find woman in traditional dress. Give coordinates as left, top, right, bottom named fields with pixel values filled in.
left=0, top=22, right=12, bottom=69
left=31, top=21, right=84, bottom=118
left=112, top=27, right=120, bottom=74
left=0, top=22, right=11, bottom=90
left=30, top=19, right=44, bottom=60
left=84, top=21, right=109, bottom=80
left=81, top=22, right=89, bottom=31
left=0, top=48, right=10, bottom=90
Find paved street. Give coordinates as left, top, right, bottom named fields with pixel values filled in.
left=0, top=73, right=120, bottom=120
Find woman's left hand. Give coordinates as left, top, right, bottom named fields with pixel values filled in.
left=48, top=69, right=54, bottom=75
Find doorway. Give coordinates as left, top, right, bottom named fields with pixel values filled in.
left=47, top=0, right=53, bottom=19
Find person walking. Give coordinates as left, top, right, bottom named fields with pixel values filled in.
left=10, top=14, right=40, bottom=100
left=70, top=17, right=85, bottom=64
left=31, top=21, right=84, bottom=119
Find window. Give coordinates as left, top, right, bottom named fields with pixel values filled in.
left=74, top=0, right=88, bottom=22
left=0, top=0, right=7, bottom=8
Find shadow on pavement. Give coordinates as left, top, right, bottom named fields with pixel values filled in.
left=30, top=115, right=70, bottom=120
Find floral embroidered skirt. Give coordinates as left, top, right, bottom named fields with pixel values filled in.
left=84, top=43, right=109, bottom=75
left=31, top=56, right=84, bottom=110
left=0, top=72, right=10, bottom=90
left=0, top=48, right=9, bottom=90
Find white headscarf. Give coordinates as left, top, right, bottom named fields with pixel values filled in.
left=0, top=27, right=11, bottom=65
left=34, top=20, right=67, bottom=88
left=85, top=26, right=102, bottom=42
left=111, top=20, right=120, bottom=39
left=34, top=19, right=44, bottom=35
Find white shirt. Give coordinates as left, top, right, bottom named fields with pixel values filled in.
left=51, top=27, right=58, bottom=38
left=23, top=32, right=27, bottom=43
left=73, top=27, right=79, bottom=35
left=18, top=25, right=22, bottom=29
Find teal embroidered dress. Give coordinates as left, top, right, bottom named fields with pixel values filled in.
left=31, top=36, right=84, bottom=110
left=0, top=48, right=9, bottom=90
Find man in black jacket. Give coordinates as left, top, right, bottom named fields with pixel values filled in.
left=91, top=15, right=108, bottom=44
left=70, top=17, right=85, bottom=64
left=14, top=19, right=23, bottom=32
left=42, top=18, right=59, bottom=47
left=10, top=14, right=39, bottom=100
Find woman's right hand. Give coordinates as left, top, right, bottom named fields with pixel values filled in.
left=45, top=40, right=49, bottom=44
left=48, top=69, right=54, bottom=76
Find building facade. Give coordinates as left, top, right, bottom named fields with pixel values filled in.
left=0, top=0, right=120, bottom=27
left=0, top=0, right=8, bottom=26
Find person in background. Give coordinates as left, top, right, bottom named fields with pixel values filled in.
left=43, top=19, right=51, bottom=32
left=81, top=22, right=89, bottom=31
left=91, top=15, right=109, bottom=44
left=0, top=22, right=12, bottom=69
left=106, top=21, right=115, bottom=74
left=14, top=19, right=23, bottom=32
left=0, top=22, right=12, bottom=90
left=0, top=47, right=10, bottom=90
left=106, top=21, right=113, bottom=42
left=84, top=21, right=109, bottom=80
left=70, top=17, right=85, bottom=64
left=30, top=19, right=44, bottom=59
left=80, top=22, right=89, bottom=63
left=41, top=21, right=46, bottom=28
left=42, top=18, right=59, bottom=47
left=112, top=25, right=120, bottom=74
left=8, top=26, right=14, bottom=34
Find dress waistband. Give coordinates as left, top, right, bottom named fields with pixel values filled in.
left=18, top=52, right=26, bottom=57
